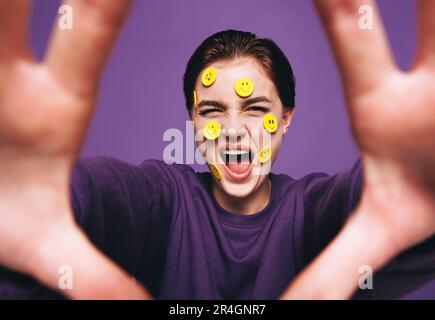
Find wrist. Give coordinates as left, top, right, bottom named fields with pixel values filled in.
left=31, top=221, right=150, bottom=299
left=343, top=207, right=399, bottom=272
left=281, top=206, right=399, bottom=300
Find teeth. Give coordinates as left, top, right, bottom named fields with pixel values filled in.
left=223, top=150, right=249, bottom=156
left=221, top=149, right=253, bottom=164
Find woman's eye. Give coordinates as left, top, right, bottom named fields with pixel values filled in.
left=200, top=108, right=222, bottom=116
left=246, top=106, right=268, bottom=113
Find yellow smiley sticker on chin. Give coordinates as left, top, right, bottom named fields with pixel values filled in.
left=263, top=114, right=278, bottom=133
left=235, top=77, right=254, bottom=97
left=201, top=67, right=217, bottom=87
left=258, top=146, right=272, bottom=164
left=209, top=163, right=222, bottom=181
left=204, top=121, right=221, bottom=140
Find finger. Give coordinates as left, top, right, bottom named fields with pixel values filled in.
left=45, top=0, right=132, bottom=97
left=0, top=0, right=33, bottom=61
left=314, top=0, right=396, bottom=95
left=414, top=0, right=435, bottom=69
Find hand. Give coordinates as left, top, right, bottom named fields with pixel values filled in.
left=0, top=0, right=150, bottom=299
left=281, top=0, right=435, bottom=299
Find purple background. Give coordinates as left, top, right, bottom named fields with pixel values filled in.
left=30, top=0, right=418, bottom=178
left=30, top=1, right=435, bottom=299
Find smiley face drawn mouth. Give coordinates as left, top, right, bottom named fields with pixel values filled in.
left=207, top=127, right=217, bottom=135
left=267, top=119, right=276, bottom=130
left=240, top=82, right=252, bottom=92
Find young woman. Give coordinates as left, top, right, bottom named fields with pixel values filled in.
left=0, top=0, right=435, bottom=299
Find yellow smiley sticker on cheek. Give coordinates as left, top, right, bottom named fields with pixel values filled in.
left=209, top=163, right=222, bottom=181
left=258, top=146, right=272, bottom=164
left=203, top=121, right=221, bottom=140
left=201, top=67, right=217, bottom=87
left=235, top=77, right=254, bottom=97
left=263, top=114, right=278, bottom=133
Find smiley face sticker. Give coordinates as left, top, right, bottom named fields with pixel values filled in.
left=235, top=77, right=254, bottom=97
left=263, top=114, right=278, bottom=133
left=204, top=121, right=221, bottom=140
left=258, top=146, right=272, bottom=164
left=201, top=67, right=217, bottom=87
left=209, top=163, right=222, bottom=181
left=193, top=90, right=197, bottom=108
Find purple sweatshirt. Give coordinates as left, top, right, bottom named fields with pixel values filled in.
left=0, top=157, right=434, bottom=299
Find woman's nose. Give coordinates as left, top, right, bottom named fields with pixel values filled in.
left=221, top=121, right=247, bottom=142
left=219, top=112, right=251, bottom=142
left=222, top=128, right=246, bottom=139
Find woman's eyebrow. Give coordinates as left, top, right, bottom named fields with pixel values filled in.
left=241, top=96, right=271, bottom=107
left=197, top=100, right=227, bottom=109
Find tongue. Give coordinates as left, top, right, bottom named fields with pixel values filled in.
left=226, top=162, right=251, bottom=174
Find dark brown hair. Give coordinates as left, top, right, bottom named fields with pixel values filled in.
left=183, top=30, right=296, bottom=112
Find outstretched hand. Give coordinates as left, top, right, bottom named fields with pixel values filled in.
left=282, top=0, right=435, bottom=299
left=0, top=0, right=150, bottom=299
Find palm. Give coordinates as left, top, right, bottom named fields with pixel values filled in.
left=282, top=0, right=435, bottom=299
left=351, top=69, right=435, bottom=161
left=0, top=60, right=89, bottom=274
left=0, top=63, right=90, bottom=157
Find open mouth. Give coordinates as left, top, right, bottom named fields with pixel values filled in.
left=219, top=146, right=254, bottom=180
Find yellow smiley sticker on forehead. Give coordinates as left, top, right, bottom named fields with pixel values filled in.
left=235, top=77, right=254, bottom=97
left=201, top=67, right=217, bottom=87
left=204, top=121, right=221, bottom=140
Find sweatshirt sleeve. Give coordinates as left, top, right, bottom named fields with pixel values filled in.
left=302, top=158, right=435, bottom=299
left=303, top=158, right=363, bottom=263
left=70, top=156, right=174, bottom=295
left=0, top=156, right=175, bottom=299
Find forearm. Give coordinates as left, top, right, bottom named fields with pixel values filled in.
left=281, top=207, right=397, bottom=299
left=282, top=155, right=435, bottom=299
left=16, top=183, right=150, bottom=300
left=30, top=221, right=152, bottom=300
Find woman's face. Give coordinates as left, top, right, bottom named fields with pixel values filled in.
left=192, top=57, right=293, bottom=198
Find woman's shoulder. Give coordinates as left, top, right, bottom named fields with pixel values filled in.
left=74, top=156, right=198, bottom=180
left=74, top=156, right=210, bottom=195
left=270, top=170, right=329, bottom=195
left=140, top=159, right=196, bottom=175
left=272, top=159, right=363, bottom=192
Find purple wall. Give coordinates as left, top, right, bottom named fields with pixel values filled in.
left=31, top=0, right=417, bottom=178
left=30, top=0, right=435, bottom=299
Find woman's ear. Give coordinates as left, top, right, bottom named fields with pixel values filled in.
left=282, top=107, right=294, bottom=136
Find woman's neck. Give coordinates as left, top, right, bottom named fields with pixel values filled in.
left=212, top=179, right=272, bottom=215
